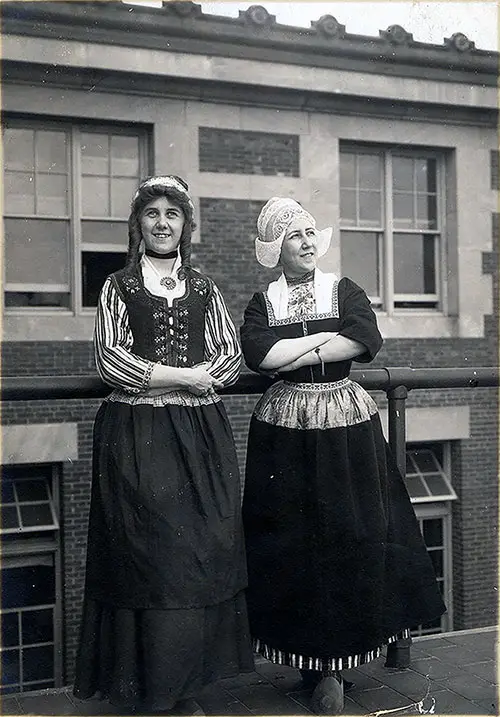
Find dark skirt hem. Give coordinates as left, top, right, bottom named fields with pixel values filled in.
left=74, top=591, right=254, bottom=711
left=252, top=629, right=411, bottom=672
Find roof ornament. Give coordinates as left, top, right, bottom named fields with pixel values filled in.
left=163, top=1, right=201, bottom=17
left=380, top=24, right=413, bottom=45
left=312, top=15, right=345, bottom=39
left=445, top=32, right=475, bottom=52
left=243, top=5, right=275, bottom=27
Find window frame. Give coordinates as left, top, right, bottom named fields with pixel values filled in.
left=407, top=442, right=454, bottom=635
left=412, top=504, right=453, bottom=635
left=339, top=143, right=447, bottom=315
left=1, top=464, right=63, bottom=693
left=405, top=446, right=457, bottom=504
left=1, top=475, right=59, bottom=535
left=3, top=117, right=149, bottom=316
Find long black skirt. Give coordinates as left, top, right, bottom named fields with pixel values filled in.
left=242, top=380, right=446, bottom=671
left=74, top=398, right=253, bottom=709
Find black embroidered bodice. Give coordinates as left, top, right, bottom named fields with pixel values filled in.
left=240, top=276, right=383, bottom=384
left=112, top=267, right=213, bottom=367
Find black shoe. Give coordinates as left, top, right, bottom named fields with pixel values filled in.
left=300, top=669, right=354, bottom=693
left=311, top=675, right=344, bottom=715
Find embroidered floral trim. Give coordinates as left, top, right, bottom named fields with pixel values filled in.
left=190, top=275, right=210, bottom=296
left=122, top=276, right=141, bottom=295
left=265, top=280, right=339, bottom=326
left=106, top=388, right=221, bottom=407
left=287, top=283, right=316, bottom=318
left=141, top=361, right=156, bottom=390
left=254, top=379, right=378, bottom=430
left=284, top=378, right=350, bottom=391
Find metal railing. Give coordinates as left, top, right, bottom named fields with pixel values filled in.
left=2, top=366, right=497, bottom=480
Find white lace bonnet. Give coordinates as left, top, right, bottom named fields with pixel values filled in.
left=255, top=197, right=332, bottom=268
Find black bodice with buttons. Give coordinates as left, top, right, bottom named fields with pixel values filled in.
left=112, top=266, right=212, bottom=368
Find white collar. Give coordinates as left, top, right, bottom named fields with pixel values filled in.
left=142, top=252, right=182, bottom=279
left=266, top=268, right=337, bottom=320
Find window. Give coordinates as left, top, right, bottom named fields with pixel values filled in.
left=1, top=464, right=62, bottom=693
left=340, top=145, right=445, bottom=312
left=3, top=121, right=149, bottom=312
left=405, top=446, right=457, bottom=504
left=405, top=443, right=456, bottom=635
left=1, top=558, right=58, bottom=693
left=1, top=473, right=58, bottom=534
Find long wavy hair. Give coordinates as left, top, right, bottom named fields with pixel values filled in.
left=125, top=176, right=197, bottom=280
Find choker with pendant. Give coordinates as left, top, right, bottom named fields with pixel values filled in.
left=285, top=270, right=315, bottom=287
left=145, top=248, right=178, bottom=260
left=144, top=253, right=178, bottom=290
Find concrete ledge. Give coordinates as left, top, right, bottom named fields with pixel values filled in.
left=379, top=406, right=470, bottom=442
left=2, top=422, right=79, bottom=464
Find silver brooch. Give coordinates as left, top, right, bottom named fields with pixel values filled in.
left=160, top=277, right=176, bottom=290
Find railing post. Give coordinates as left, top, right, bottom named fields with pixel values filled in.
left=386, top=384, right=408, bottom=478
left=385, top=383, right=412, bottom=669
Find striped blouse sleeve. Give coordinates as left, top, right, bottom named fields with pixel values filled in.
left=94, top=277, right=155, bottom=393
left=204, top=282, right=242, bottom=388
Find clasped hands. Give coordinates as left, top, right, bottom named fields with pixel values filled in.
left=187, top=362, right=223, bottom=396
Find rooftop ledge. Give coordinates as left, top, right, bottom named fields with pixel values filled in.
left=1, top=1, right=498, bottom=84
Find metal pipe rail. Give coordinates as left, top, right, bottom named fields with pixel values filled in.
left=1, top=366, right=498, bottom=402
left=2, top=365, right=497, bottom=483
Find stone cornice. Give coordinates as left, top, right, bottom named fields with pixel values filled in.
left=1, top=1, right=498, bottom=86
left=2, top=61, right=497, bottom=128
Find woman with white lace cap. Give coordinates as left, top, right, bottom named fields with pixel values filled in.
left=240, top=197, right=446, bottom=715
left=74, top=176, right=254, bottom=715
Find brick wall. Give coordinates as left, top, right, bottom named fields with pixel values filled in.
left=199, top=127, right=299, bottom=176
left=60, top=423, right=95, bottom=680
left=1, top=342, right=95, bottom=377
left=197, top=197, right=279, bottom=326
left=456, top=394, right=499, bottom=627
left=1, top=391, right=260, bottom=682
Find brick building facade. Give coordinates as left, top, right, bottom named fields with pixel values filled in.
left=1, top=1, right=498, bottom=693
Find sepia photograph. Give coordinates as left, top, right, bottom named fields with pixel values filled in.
left=1, top=1, right=498, bottom=715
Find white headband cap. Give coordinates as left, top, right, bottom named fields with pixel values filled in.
left=133, top=176, right=195, bottom=212
left=255, top=197, right=331, bottom=268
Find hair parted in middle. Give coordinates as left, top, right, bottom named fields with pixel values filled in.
left=125, top=175, right=197, bottom=279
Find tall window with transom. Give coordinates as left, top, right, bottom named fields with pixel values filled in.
left=340, top=145, right=446, bottom=313
left=3, top=120, right=149, bottom=313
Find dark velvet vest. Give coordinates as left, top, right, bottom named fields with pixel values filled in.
left=112, top=266, right=213, bottom=367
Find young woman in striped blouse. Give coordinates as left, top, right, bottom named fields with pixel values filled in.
left=74, top=176, right=253, bottom=715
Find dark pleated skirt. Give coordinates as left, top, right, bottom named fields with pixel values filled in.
left=74, top=398, right=254, bottom=709
left=243, top=398, right=446, bottom=669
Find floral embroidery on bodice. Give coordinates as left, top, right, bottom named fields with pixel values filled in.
left=287, top=281, right=316, bottom=318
